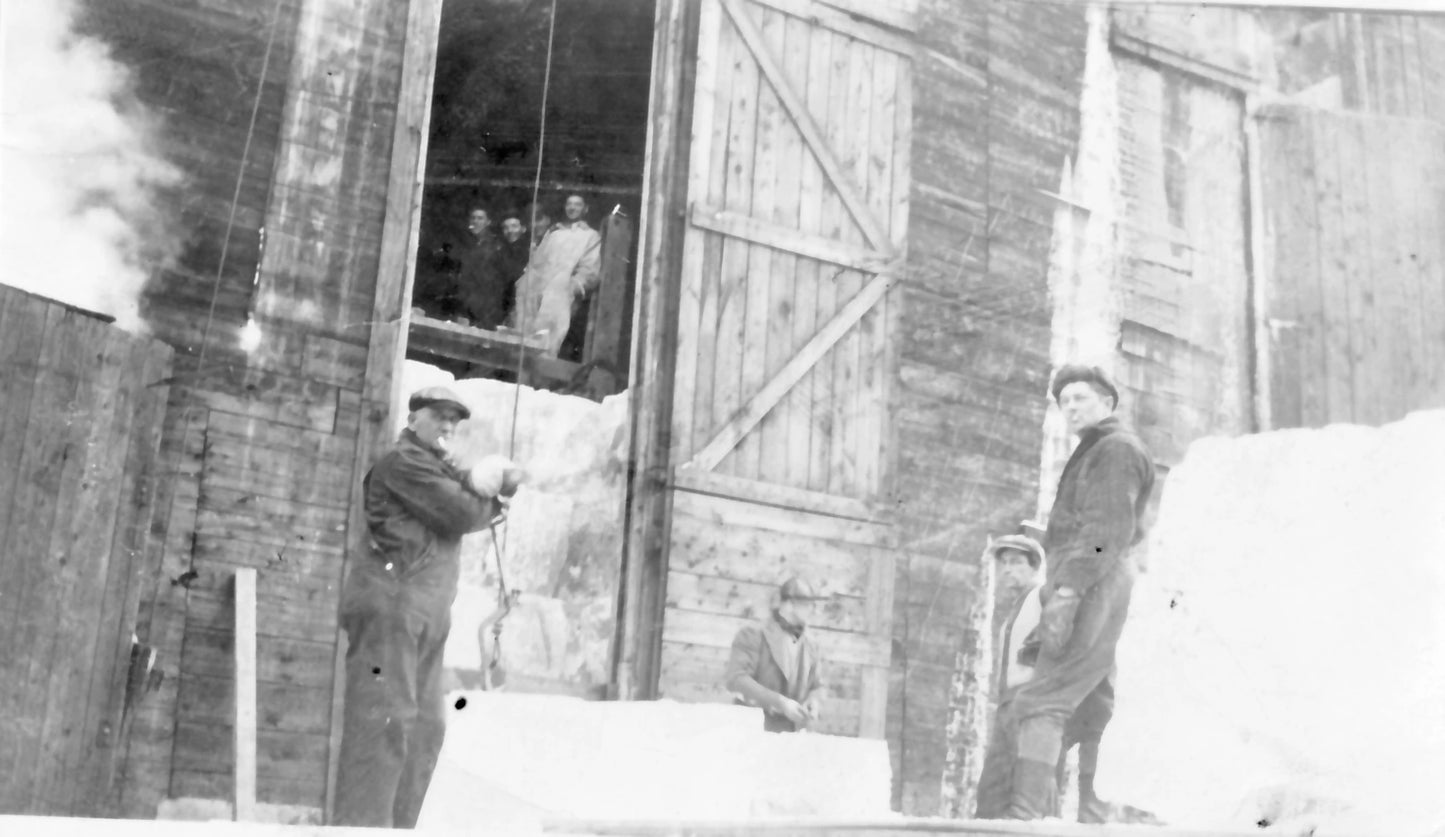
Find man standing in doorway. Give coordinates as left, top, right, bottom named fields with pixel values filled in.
left=513, top=193, right=601, bottom=356
left=457, top=207, right=507, bottom=329
left=1001, top=365, right=1155, bottom=820
left=333, top=386, right=524, bottom=828
left=725, top=577, right=828, bottom=733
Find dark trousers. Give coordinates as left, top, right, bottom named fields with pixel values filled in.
left=991, top=563, right=1133, bottom=819
left=976, top=695, right=1032, bottom=819
left=333, top=567, right=454, bottom=828
left=1012, top=562, right=1132, bottom=760
left=976, top=679, right=1115, bottom=820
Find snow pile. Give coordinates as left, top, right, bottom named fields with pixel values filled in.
left=398, top=362, right=629, bottom=689
left=1098, top=411, right=1445, bottom=835
left=418, top=693, right=895, bottom=827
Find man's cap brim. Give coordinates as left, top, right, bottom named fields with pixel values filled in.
left=410, top=396, right=471, bottom=419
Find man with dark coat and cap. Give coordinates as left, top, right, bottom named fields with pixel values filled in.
left=725, top=577, right=829, bottom=733
left=992, top=365, right=1155, bottom=821
left=333, top=386, right=524, bottom=828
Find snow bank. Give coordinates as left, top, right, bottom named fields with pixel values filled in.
left=397, top=362, right=629, bottom=690
left=1097, top=411, right=1445, bottom=835
left=418, top=693, right=896, bottom=827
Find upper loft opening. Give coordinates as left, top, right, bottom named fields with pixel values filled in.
left=405, top=0, right=657, bottom=399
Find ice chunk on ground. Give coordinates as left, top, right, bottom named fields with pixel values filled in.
left=418, top=693, right=896, bottom=826
left=1097, top=410, right=1445, bottom=835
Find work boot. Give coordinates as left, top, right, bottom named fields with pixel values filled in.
left=1076, top=770, right=1113, bottom=823
left=1005, top=758, right=1058, bottom=820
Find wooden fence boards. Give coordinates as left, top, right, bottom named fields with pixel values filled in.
left=0, top=287, right=173, bottom=816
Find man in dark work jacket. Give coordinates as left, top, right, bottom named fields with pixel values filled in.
left=725, top=577, right=828, bottom=732
left=333, top=386, right=523, bottom=828
left=1002, top=365, right=1155, bottom=820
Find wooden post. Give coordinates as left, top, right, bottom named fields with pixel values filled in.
left=938, top=550, right=995, bottom=818
left=583, top=211, right=634, bottom=379
left=233, top=568, right=258, bottom=822
left=613, top=0, right=696, bottom=701
left=328, top=0, right=445, bottom=820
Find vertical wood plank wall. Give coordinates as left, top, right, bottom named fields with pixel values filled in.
left=1111, top=55, right=1253, bottom=464
left=1258, top=104, right=1445, bottom=429
left=82, top=0, right=427, bottom=817
left=0, top=287, right=174, bottom=816
left=651, top=0, right=911, bottom=743
left=890, top=0, right=1087, bottom=816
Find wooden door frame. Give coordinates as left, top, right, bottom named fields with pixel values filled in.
left=612, top=0, right=701, bottom=701
left=328, top=0, right=444, bottom=820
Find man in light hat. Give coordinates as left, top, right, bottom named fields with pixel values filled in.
left=976, top=533, right=1119, bottom=821
left=333, top=386, right=524, bottom=828
left=976, top=534, right=1046, bottom=818
left=994, top=365, right=1155, bottom=821
left=725, top=576, right=829, bottom=733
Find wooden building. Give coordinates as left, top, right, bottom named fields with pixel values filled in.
left=7, top=0, right=1440, bottom=824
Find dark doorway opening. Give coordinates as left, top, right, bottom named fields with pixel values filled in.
left=406, top=0, right=657, bottom=398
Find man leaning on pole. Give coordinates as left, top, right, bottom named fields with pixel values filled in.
left=333, top=386, right=525, bottom=828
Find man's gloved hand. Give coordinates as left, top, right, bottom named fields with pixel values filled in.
left=1017, top=628, right=1042, bottom=666
left=470, top=455, right=527, bottom=497
left=1040, top=586, right=1081, bottom=659
left=802, top=695, right=824, bottom=726
left=773, top=696, right=809, bottom=727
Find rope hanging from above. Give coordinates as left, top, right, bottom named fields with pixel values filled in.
left=489, top=0, right=561, bottom=687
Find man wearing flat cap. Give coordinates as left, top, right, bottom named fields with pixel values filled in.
left=725, top=577, right=829, bottom=733
left=993, top=365, right=1155, bottom=821
left=334, top=386, right=524, bottom=828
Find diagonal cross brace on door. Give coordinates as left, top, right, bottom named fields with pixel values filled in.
left=684, top=260, right=905, bottom=472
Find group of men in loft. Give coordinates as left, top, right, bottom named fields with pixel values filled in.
left=333, top=362, right=1152, bottom=827
left=419, top=194, right=604, bottom=359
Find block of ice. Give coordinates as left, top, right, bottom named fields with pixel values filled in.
left=1097, top=411, right=1445, bottom=835
left=417, top=693, right=896, bottom=826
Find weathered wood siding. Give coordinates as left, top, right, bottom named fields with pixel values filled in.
left=81, top=0, right=436, bottom=818
left=891, top=0, right=1087, bottom=816
left=1268, top=12, right=1445, bottom=121
left=1257, top=104, right=1445, bottom=428
left=0, top=287, right=174, bottom=815
left=1112, top=54, right=1253, bottom=463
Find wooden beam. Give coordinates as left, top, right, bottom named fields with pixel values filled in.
left=818, top=0, right=918, bottom=33
left=719, top=0, right=894, bottom=253
left=1109, top=29, right=1259, bottom=91
left=331, top=0, right=445, bottom=822
left=670, top=467, right=877, bottom=521
left=690, top=204, right=893, bottom=272
left=749, top=0, right=916, bottom=56
left=233, top=569, right=257, bottom=822
left=1093, top=0, right=1445, bottom=12
left=404, top=316, right=582, bottom=384
left=614, top=0, right=697, bottom=702
left=688, top=264, right=902, bottom=472
left=583, top=211, right=634, bottom=374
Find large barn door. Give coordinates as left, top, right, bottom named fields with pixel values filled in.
left=657, top=0, right=913, bottom=739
